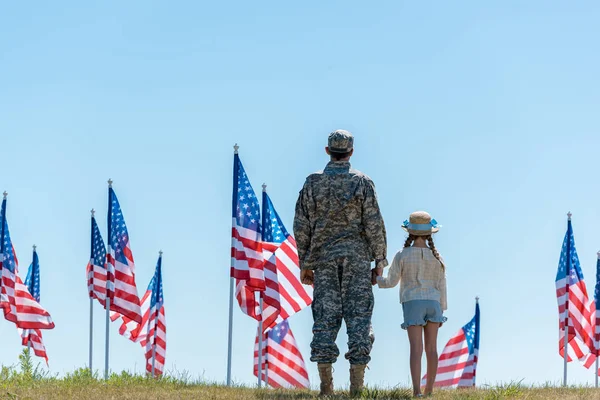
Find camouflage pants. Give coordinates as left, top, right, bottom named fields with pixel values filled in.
left=310, top=257, right=374, bottom=365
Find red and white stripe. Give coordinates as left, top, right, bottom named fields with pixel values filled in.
left=457, top=349, right=478, bottom=387
left=87, top=259, right=107, bottom=304
left=583, top=257, right=600, bottom=372
left=231, top=220, right=265, bottom=291
left=106, top=242, right=142, bottom=324
left=110, top=288, right=151, bottom=340
left=235, top=279, right=261, bottom=321
left=261, top=237, right=312, bottom=331
left=556, top=275, right=594, bottom=362
left=143, top=306, right=166, bottom=376
left=113, top=289, right=167, bottom=376
left=1, top=261, right=54, bottom=330
left=253, top=323, right=309, bottom=389
left=421, top=329, right=471, bottom=388
left=19, top=328, right=48, bottom=364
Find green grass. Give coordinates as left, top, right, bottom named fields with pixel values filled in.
left=4, top=350, right=600, bottom=399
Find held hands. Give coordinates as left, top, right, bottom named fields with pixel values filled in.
left=300, top=269, right=314, bottom=285
left=371, top=266, right=383, bottom=286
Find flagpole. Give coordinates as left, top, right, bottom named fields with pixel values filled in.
left=227, top=144, right=239, bottom=387
left=89, top=297, right=94, bottom=371
left=104, top=298, right=110, bottom=380
left=257, top=297, right=264, bottom=388
left=89, top=210, right=95, bottom=373
left=474, top=296, right=479, bottom=387
left=563, top=212, right=572, bottom=387
left=105, top=179, right=113, bottom=381
left=27, top=245, right=36, bottom=358
left=256, top=183, right=268, bottom=388
left=1, top=192, right=6, bottom=263
left=227, top=276, right=234, bottom=386
left=151, top=251, right=163, bottom=378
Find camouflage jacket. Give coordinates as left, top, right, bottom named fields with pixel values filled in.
left=293, top=161, right=387, bottom=270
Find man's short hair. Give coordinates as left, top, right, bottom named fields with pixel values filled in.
left=329, top=150, right=352, bottom=160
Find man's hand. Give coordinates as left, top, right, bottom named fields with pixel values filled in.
left=371, top=266, right=383, bottom=285
left=300, top=269, right=314, bottom=285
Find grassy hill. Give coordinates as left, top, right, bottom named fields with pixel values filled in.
left=5, top=378, right=600, bottom=400
left=5, top=351, right=600, bottom=399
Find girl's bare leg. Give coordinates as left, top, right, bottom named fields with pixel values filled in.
left=407, top=326, right=424, bottom=396
left=423, top=322, right=440, bottom=396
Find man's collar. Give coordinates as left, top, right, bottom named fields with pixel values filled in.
left=325, top=160, right=351, bottom=171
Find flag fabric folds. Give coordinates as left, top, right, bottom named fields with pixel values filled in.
left=583, top=254, right=600, bottom=370
left=86, top=214, right=108, bottom=305
left=18, top=249, right=48, bottom=363
left=555, top=217, right=594, bottom=362
left=107, top=187, right=142, bottom=324
left=422, top=300, right=480, bottom=388
left=260, top=191, right=312, bottom=331
left=113, top=255, right=166, bottom=376
left=235, top=280, right=261, bottom=321
left=231, top=153, right=264, bottom=289
left=231, top=153, right=264, bottom=321
left=253, top=320, right=309, bottom=389
left=0, top=197, right=54, bottom=330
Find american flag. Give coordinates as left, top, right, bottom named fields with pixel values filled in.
left=583, top=253, right=600, bottom=370
left=422, top=300, right=480, bottom=388
left=0, top=197, right=54, bottom=330
left=19, top=248, right=48, bottom=364
left=231, top=153, right=264, bottom=321
left=112, top=254, right=166, bottom=376
left=235, top=280, right=261, bottom=320
left=260, top=191, right=312, bottom=331
left=555, top=217, right=594, bottom=362
left=231, top=153, right=264, bottom=290
left=107, top=186, right=142, bottom=324
left=253, top=320, right=309, bottom=389
left=86, top=213, right=107, bottom=305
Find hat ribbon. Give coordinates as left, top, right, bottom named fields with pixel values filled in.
left=402, top=219, right=440, bottom=230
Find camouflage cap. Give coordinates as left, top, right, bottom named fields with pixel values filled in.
left=328, top=129, right=354, bottom=153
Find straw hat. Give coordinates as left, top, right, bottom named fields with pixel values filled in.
left=401, top=211, right=441, bottom=236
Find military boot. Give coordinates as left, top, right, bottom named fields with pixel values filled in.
left=349, top=364, right=366, bottom=397
left=317, top=363, right=333, bottom=397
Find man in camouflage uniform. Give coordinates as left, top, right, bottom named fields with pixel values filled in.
left=293, top=130, right=388, bottom=397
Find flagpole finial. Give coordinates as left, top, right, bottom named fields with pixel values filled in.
left=597, top=251, right=600, bottom=259
left=475, top=296, right=479, bottom=303
left=567, top=211, right=572, bottom=220
left=33, top=244, right=36, bottom=251
left=91, top=208, right=95, bottom=217
left=234, top=144, right=239, bottom=154
left=2, top=191, right=7, bottom=199
left=159, top=250, right=163, bottom=257
left=262, top=183, right=267, bottom=192
left=108, top=179, right=113, bottom=188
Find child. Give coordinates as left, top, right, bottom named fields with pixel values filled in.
left=376, top=211, right=447, bottom=398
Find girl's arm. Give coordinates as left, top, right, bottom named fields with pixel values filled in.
left=376, top=252, right=402, bottom=289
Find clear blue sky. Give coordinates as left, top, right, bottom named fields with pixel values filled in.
left=1, top=0, right=600, bottom=389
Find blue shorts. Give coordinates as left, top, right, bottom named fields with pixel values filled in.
left=401, top=300, right=447, bottom=330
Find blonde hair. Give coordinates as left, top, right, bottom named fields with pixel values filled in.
left=404, top=234, right=445, bottom=270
